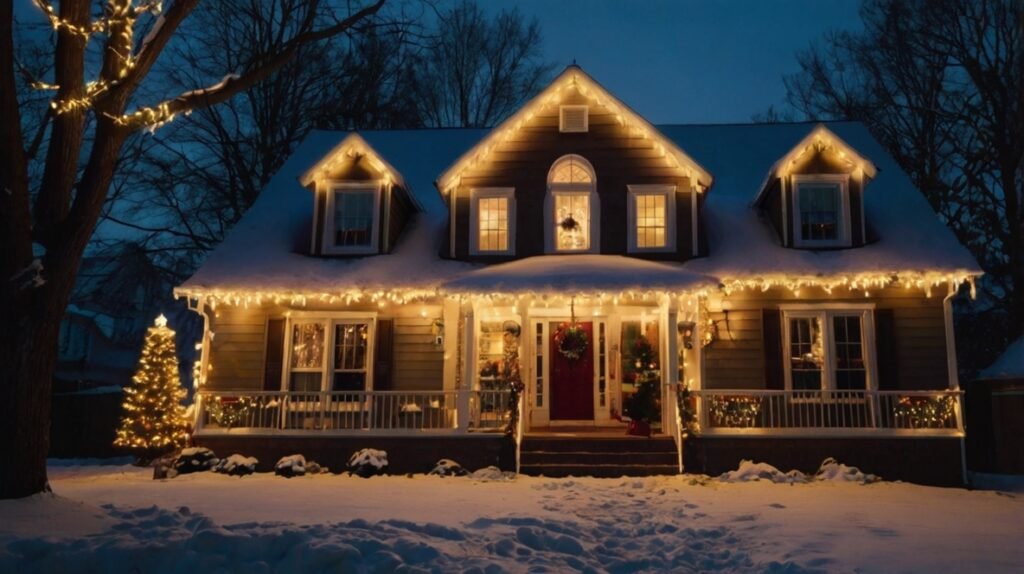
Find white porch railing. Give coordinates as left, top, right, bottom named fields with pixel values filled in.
left=194, top=389, right=511, bottom=435
left=691, top=389, right=963, bottom=436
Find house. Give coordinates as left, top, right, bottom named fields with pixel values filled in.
left=176, top=66, right=980, bottom=485
left=967, top=336, right=1024, bottom=476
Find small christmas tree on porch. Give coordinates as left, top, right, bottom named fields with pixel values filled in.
left=114, top=314, right=189, bottom=459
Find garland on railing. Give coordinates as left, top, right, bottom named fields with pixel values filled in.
left=676, top=382, right=699, bottom=436
left=502, top=322, right=524, bottom=437
left=893, top=395, right=956, bottom=428
left=709, top=395, right=762, bottom=428
left=207, top=396, right=258, bottom=429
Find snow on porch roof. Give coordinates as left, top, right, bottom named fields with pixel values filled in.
left=177, top=121, right=980, bottom=303
left=441, top=255, right=717, bottom=297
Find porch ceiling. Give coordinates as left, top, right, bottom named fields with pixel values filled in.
left=440, top=255, right=716, bottom=298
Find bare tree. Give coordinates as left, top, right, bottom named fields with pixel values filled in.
left=0, top=0, right=386, bottom=499
left=785, top=0, right=1024, bottom=369
left=414, top=0, right=554, bottom=127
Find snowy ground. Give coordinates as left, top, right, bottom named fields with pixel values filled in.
left=1, top=462, right=1022, bottom=573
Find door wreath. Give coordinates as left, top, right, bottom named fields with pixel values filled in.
left=553, top=299, right=588, bottom=361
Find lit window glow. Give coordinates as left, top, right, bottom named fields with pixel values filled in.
left=478, top=197, right=509, bottom=252
left=554, top=193, right=591, bottom=250
left=635, top=193, right=667, bottom=248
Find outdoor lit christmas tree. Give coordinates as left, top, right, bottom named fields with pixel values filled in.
left=114, top=315, right=190, bottom=459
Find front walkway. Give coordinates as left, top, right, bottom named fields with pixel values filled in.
left=3, top=463, right=1021, bottom=572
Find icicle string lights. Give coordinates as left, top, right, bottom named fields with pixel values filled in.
left=174, top=270, right=978, bottom=310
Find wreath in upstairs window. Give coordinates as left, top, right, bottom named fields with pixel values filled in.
left=554, top=322, right=588, bottom=362
left=558, top=215, right=580, bottom=232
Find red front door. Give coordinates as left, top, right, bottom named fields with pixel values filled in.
left=549, top=321, right=594, bottom=420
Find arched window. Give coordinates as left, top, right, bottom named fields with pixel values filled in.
left=546, top=155, right=598, bottom=252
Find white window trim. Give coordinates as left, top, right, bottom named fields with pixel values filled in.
left=559, top=105, right=589, bottom=133
left=790, top=173, right=852, bottom=248
left=544, top=155, right=600, bottom=254
left=780, top=305, right=876, bottom=395
left=281, top=312, right=377, bottom=393
left=322, top=181, right=382, bottom=255
left=469, top=187, right=516, bottom=256
left=627, top=184, right=676, bottom=253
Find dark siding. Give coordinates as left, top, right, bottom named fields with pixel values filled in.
left=374, top=319, right=394, bottom=390
left=703, top=309, right=764, bottom=390
left=313, top=191, right=326, bottom=255
left=763, top=178, right=784, bottom=245
left=452, top=88, right=699, bottom=263
left=762, top=309, right=784, bottom=390
left=387, top=186, right=414, bottom=252
left=263, top=318, right=285, bottom=390
left=874, top=308, right=898, bottom=390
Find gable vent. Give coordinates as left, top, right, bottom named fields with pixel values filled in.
left=559, top=105, right=589, bottom=133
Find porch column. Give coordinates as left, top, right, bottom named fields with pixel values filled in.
left=663, top=302, right=679, bottom=434
left=457, top=304, right=475, bottom=432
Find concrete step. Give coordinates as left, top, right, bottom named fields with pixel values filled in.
left=521, top=436, right=676, bottom=454
left=520, top=450, right=677, bottom=466
left=519, top=463, right=679, bottom=478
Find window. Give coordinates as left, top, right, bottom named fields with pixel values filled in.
left=470, top=188, right=515, bottom=255
left=559, top=105, right=589, bottom=133
left=553, top=193, right=591, bottom=250
left=285, top=316, right=374, bottom=392
left=782, top=307, right=873, bottom=394
left=791, top=174, right=851, bottom=248
left=627, top=185, right=676, bottom=252
left=323, top=183, right=381, bottom=254
left=547, top=155, right=598, bottom=253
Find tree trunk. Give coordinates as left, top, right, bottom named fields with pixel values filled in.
left=0, top=295, right=68, bottom=498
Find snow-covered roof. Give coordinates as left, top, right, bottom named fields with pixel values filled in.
left=442, top=255, right=716, bottom=297
left=177, top=121, right=980, bottom=303
left=978, top=336, right=1024, bottom=380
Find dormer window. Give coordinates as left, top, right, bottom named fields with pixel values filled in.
left=324, top=182, right=381, bottom=254
left=559, top=105, right=589, bottom=133
left=470, top=187, right=515, bottom=255
left=791, top=174, right=851, bottom=248
left=546, top=155, right=599, bottom=253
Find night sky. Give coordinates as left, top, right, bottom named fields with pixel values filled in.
left=485, top=0, right=863, bottom=124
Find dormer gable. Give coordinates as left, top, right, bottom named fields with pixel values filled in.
left=755, top=124, right=877, bottom=249
left=435, top=65, right=714, bottom=194
left=300, top=133, right=418, bottom=257
left=435, top=65, right=714, bottom=262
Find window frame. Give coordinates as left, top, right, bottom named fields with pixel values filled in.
left=780, top=304, right=876, bottom=396
left=545, top=154, right=600, bottom=254
left=322, top=181, right=382, bottom=255
left=790, top=174, right=852, bottom=248
left=281, top=312, right=377, bottom=393
left=469, top=187, right=516, bottom=256
left=627, top=184, right=677, bottom=253
left=559, top=105, right=589, bottom=133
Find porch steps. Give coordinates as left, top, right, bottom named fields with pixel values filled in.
left=519, top=435, right=678, bottom=478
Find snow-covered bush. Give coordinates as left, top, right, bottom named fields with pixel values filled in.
left=429, top=459, right=468, bottom=477
left=815, top=457, right=880, bottom=484
left=718, top=460, right=806, bottom=484
left=275, top=454, right=307, bottom=478
left=212, top=454, right=259, bottom=477
left=470, top=466, right=515, bottom=481
left=347, top=448, right=388, bottom=478
left=153, top=447, right=219, bottom=479
left=718, top=458, right=881, bottom=485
